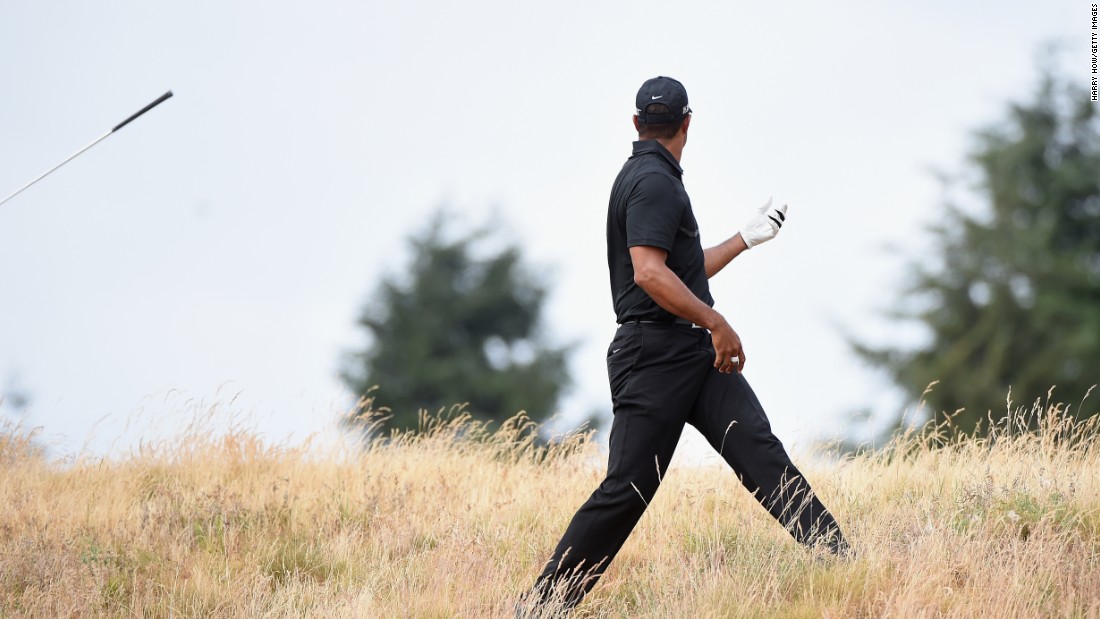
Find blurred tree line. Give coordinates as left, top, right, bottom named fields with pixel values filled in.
left=342, top=212, right=571, bottom=435
left=855, top=64, right=1100, bottom=434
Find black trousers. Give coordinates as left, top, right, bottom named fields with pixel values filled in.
left=531, top=322, right=847, bottom=608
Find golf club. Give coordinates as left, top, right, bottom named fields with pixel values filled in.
left=0, top=90, right=174, bottom=207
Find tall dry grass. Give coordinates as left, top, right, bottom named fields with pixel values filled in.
left=1, top=391, right=1099, bottom=618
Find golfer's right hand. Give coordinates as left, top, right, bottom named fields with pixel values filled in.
left=710, top=319, right=745, bottom=374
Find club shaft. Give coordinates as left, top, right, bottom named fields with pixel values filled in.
left=0, top=90, right=173, bottom=207
left=0, top=131, right=112, bottom=206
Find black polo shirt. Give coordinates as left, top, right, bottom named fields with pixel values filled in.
left=606, top=140, right=713, bottom=323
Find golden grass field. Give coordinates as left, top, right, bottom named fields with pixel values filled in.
left=1, top=392, right=1099, bottom=618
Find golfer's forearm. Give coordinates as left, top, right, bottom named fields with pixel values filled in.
left=703, top=233, right=749, bottom=278
left=634, top=266, right=725, bottom=329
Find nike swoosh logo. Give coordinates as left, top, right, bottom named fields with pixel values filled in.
left=651, top=95, right=663, bottom=100
left=611, top=348, right=621, bottom=354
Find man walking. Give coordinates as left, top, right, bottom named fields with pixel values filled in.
left=523, top=76, right=849, bottom=613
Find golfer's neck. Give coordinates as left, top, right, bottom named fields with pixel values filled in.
left=657, top=137, right=685, bottom=163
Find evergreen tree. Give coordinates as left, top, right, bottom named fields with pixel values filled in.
left=342, top=211, right=571, bottom=433
left=855, top=68, right=1100, bottom=433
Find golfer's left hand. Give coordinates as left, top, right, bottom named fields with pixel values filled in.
left=740, top=197, right=788, bottom=248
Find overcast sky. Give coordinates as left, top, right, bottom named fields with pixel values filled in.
left=0, top=1, right=1091, bottom=459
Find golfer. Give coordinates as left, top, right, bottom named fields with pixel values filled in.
left=524, top=76, right=849, bottom=612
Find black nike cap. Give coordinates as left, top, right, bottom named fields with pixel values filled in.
left=635, top=76, right=691, bottom=124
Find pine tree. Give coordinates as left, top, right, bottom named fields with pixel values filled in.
left=856, top=68, right=1100, bottom=433
left=342, top=211, right=571, bottom=433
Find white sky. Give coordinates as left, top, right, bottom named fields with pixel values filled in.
left=0, top=1, right=1091, bottom=459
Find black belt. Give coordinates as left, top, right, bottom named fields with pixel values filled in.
left=620, top=317, right=703, bottom=329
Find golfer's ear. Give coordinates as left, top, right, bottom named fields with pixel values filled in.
left=681, top=114, right=691, bottom=134
left=633, top=115, right=641, bottom=132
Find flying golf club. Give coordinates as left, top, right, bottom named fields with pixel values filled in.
left=0, top=90, right=173, bottom=207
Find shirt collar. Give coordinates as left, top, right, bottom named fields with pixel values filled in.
left=631, top=140, right=684, bottom=177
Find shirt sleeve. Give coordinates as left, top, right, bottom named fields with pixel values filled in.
left=625, top=173, right=682, bottom=252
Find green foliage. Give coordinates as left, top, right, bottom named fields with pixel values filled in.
left=856, top=66, right=1100, bottom=434
left=342, top=210, right=571, bottom=433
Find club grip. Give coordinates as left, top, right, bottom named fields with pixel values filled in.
left=112, top=90, right=173, bottom=132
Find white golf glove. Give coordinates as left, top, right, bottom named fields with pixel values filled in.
left=740, top=197, right=788, bottom=248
